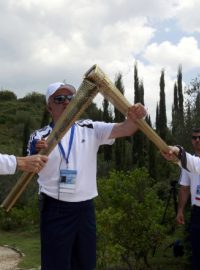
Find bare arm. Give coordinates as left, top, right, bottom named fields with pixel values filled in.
left=176, top=185, right=190, bottom=225
left=109, top=103, right=147, bottom=139
left=162, top=146, right=200, bottom=174
left=161, top=146, right=180, bottom=162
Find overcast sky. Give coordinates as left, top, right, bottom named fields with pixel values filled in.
left=0, top=0, right=200, bottom=123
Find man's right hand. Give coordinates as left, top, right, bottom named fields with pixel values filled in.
left=176, top=210, right=185, bottom=225
left=35, top=138, right=48, bottom=152
left=16, top=155, right=48, bottom=173
left=161, top=146, right=180, bottom=163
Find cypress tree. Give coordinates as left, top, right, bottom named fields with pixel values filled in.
left=139, top=80, right=144, bottom=105
left=171, top=66, right=185, bottom=145
left=172, top=83, right=178, bottom=136
left=114, top=73, right=126, bottom=170
left=184, top=102, right=193, bottom=151
left=155, top=70, right=172, bottom=181
left=158, top=69, right=167, bottom=140
left=177, top=65, right=184, bottom=127
left=134, top=62, right=140, bottom=103
left=146, top=115, right=156, bottom=179
left=102, top=98, right=113, bottom=161
left=132, top=63, right=146, bottom=167
left=174, top=83, right=179, bottom=112
left=194, top=92, right=200, bottom=127
left=156, top=103, right=159, bottom=132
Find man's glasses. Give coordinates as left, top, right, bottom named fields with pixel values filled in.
left=192, top=135, right=200, bottom=140
left=53, top=95, right=74, bottom=104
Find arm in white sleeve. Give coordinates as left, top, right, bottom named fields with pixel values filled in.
left=0, top=154, right=17, bottom=175
left=184, top=152, right=200, bottom=174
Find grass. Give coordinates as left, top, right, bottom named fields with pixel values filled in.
left=150, top=249, right=190, bottom=270
left=149, top=234, right=191, bottom=270
left=0, top=228, right=41, bottom=269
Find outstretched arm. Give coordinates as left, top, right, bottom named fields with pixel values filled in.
left=162, top=145, right=200, bottom=174
left=109, top=103, right=147, bottom=139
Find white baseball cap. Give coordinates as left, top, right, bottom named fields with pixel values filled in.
left=46, top=82, right=76, bottom=103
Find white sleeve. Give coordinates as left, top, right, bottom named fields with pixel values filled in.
left=0, top=154, right=17, bottom=175
left=93, top=121, right=115, bottom=145
left=179, top=168, right=190, bottom=186
left=185, top=152, right=200, bottom=174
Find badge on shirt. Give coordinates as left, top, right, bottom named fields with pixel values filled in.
left=195, top=185, right=200, bottom=203
left=59, top=169, right=77, bottom=193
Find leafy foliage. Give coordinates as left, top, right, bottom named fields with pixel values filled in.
left=0, top=90, right=17, bottom=101
left=96, top=169, right=167, bottom=270
left=19, top=91, right=45, bottom=104
left=0, top=193, right=39, bottom=231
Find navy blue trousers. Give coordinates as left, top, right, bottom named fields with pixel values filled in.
left=191, top=205, right=200, bottom=270
left=40, top=194, right=96, bottom=270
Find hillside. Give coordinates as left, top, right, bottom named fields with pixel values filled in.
left=0, top=92, right=46, bottom=156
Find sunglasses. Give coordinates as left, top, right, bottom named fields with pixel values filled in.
left=53, top=95, right=74, bottom=104
left=192, top=135, right=200, bottom=140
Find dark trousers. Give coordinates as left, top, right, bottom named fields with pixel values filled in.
left=40, top=194, right=96, bottom=270
left=191, top=205, right=200, bottom=270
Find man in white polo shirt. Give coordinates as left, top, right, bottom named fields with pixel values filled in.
left=162, top=129, right=200, bottom=270
left=27, top=81, right=147, bottom=270
left=176, top=128, right=200, bottom=270
left=0, top=153, right=48, bottom=174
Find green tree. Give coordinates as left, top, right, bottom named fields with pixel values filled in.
left=82, top=102, right=102, bottom=121
left=177, top=65, right=185, bottom=145
left=172, top=66, right=185, bottom=145
left=114, top=73, right=126, bottom=170
left=139, top=80, right=144, bottom=105
left=184, top=102, right=193, bottom=151
left=0, top=90, right=17, bottom=101
left=102, top=98, right=113, bottom=161
left=40, top=108, right=50, bottom=128
left=20, top=92, right=45, bottom=104
left=96, top=169, right=166, bottom=270
left=146, top=115, right=157, bottom=179
left=22, top=117, right=31, bottom=156
left=172, top=83, right=178, bottom=136
left=155, top=103, right=159, bottom=132
left=155, top=70, right=175, bottom=181
left=134, top=62, right=140, bottom=104
left=132, top=63, right=146, bottom=167
left=157, top=70, right=167, bottom=140
left=177, top=65, right=184, bottom=127
left=193, top=92, right=200, bottom=127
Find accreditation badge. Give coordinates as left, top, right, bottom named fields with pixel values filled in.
left=195, top=185, right=200, bottom=204
left=59, top=169, right=77, bottom=193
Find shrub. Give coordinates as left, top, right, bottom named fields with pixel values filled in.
left=96, top=168, right=167, bottom=270
left=0, top=90, right=17, bottom=101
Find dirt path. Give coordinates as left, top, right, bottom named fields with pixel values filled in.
left=0, top=246, right=21, bottom=270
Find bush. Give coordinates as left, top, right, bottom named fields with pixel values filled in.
left=96, top=168, right=167, bottom=270
left=0, top=195, right=40, bottom=231
left=0, top=90, right=17, bottom=101
left=20, top=92, right=45, bottom=104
